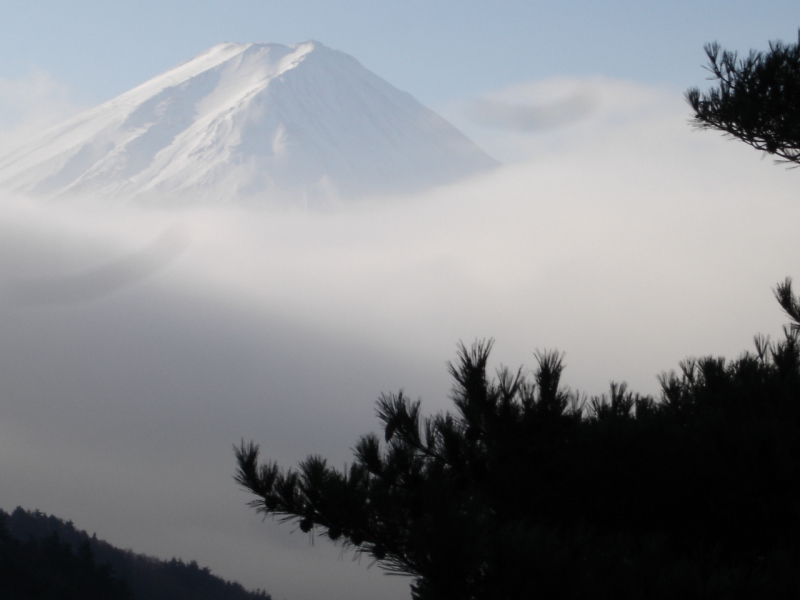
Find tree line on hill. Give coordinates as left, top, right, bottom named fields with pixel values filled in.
left=235, top=31, right=800, bottom=600
left=0, top=507, right=272, bottom=600
left=0, top=508, right=129, bottom=600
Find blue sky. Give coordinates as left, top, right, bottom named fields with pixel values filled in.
left=1, top=1, right=798, bottom=111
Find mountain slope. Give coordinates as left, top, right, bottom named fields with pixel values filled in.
left=2, top=507, right=272, bottom=600
left=0, top=42, right=498, bottom=205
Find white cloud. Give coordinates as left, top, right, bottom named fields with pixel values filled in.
left=442, top=76, right=697, bottom=164
left=0, top=76, right=797, bottom=600
left=466, top=87, right=597, bottom=133
left=0, top=70, right=84, bottom=147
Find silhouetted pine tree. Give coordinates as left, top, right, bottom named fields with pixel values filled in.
left=687, top=31, right=800, bottom=164
left=236, top=280, right=800, bottom=600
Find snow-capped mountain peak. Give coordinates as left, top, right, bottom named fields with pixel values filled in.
left=0, top=41, right=498, bottom=206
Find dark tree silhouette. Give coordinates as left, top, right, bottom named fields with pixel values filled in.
left=0, top=512, right=131, bottom=600
left=2, top=508, right=271, bottom=600
left=236, top=282, right=800, bottom=600
left=686, top=31, right=800, bottom=164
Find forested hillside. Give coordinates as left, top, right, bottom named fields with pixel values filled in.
left=2, top=507, right=272, bottom=600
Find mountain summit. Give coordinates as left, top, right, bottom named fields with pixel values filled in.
left=0, top=41, right=498, bottom=205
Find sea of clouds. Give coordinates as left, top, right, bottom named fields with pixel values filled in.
left=0, top=73, right=797, bottom=600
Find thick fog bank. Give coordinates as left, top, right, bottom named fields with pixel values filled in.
left=0, top=77, right=797, bottom=600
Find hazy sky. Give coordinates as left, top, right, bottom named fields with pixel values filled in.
left=1, top=1, right=799, bottom=141
left=0, top=4, right=799, bottom=600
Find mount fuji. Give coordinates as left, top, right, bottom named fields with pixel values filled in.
left=0, top=41, right=498, bottom=206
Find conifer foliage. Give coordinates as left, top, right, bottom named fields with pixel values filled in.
left=686, top=31, right=800, bottom=164
left=236, top=281, right=800, bottom=600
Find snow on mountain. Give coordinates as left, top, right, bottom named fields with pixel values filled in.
left=0, top=41, right=498, bottom=206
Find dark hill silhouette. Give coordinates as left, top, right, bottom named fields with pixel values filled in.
left=0, top=509, right=129, bottom=599
left=2, top=507, right=271, bottom=600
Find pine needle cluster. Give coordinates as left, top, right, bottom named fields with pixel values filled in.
left=686, top=31, right=800, bottom=164
left=235, top=281, right=800, bottom=600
